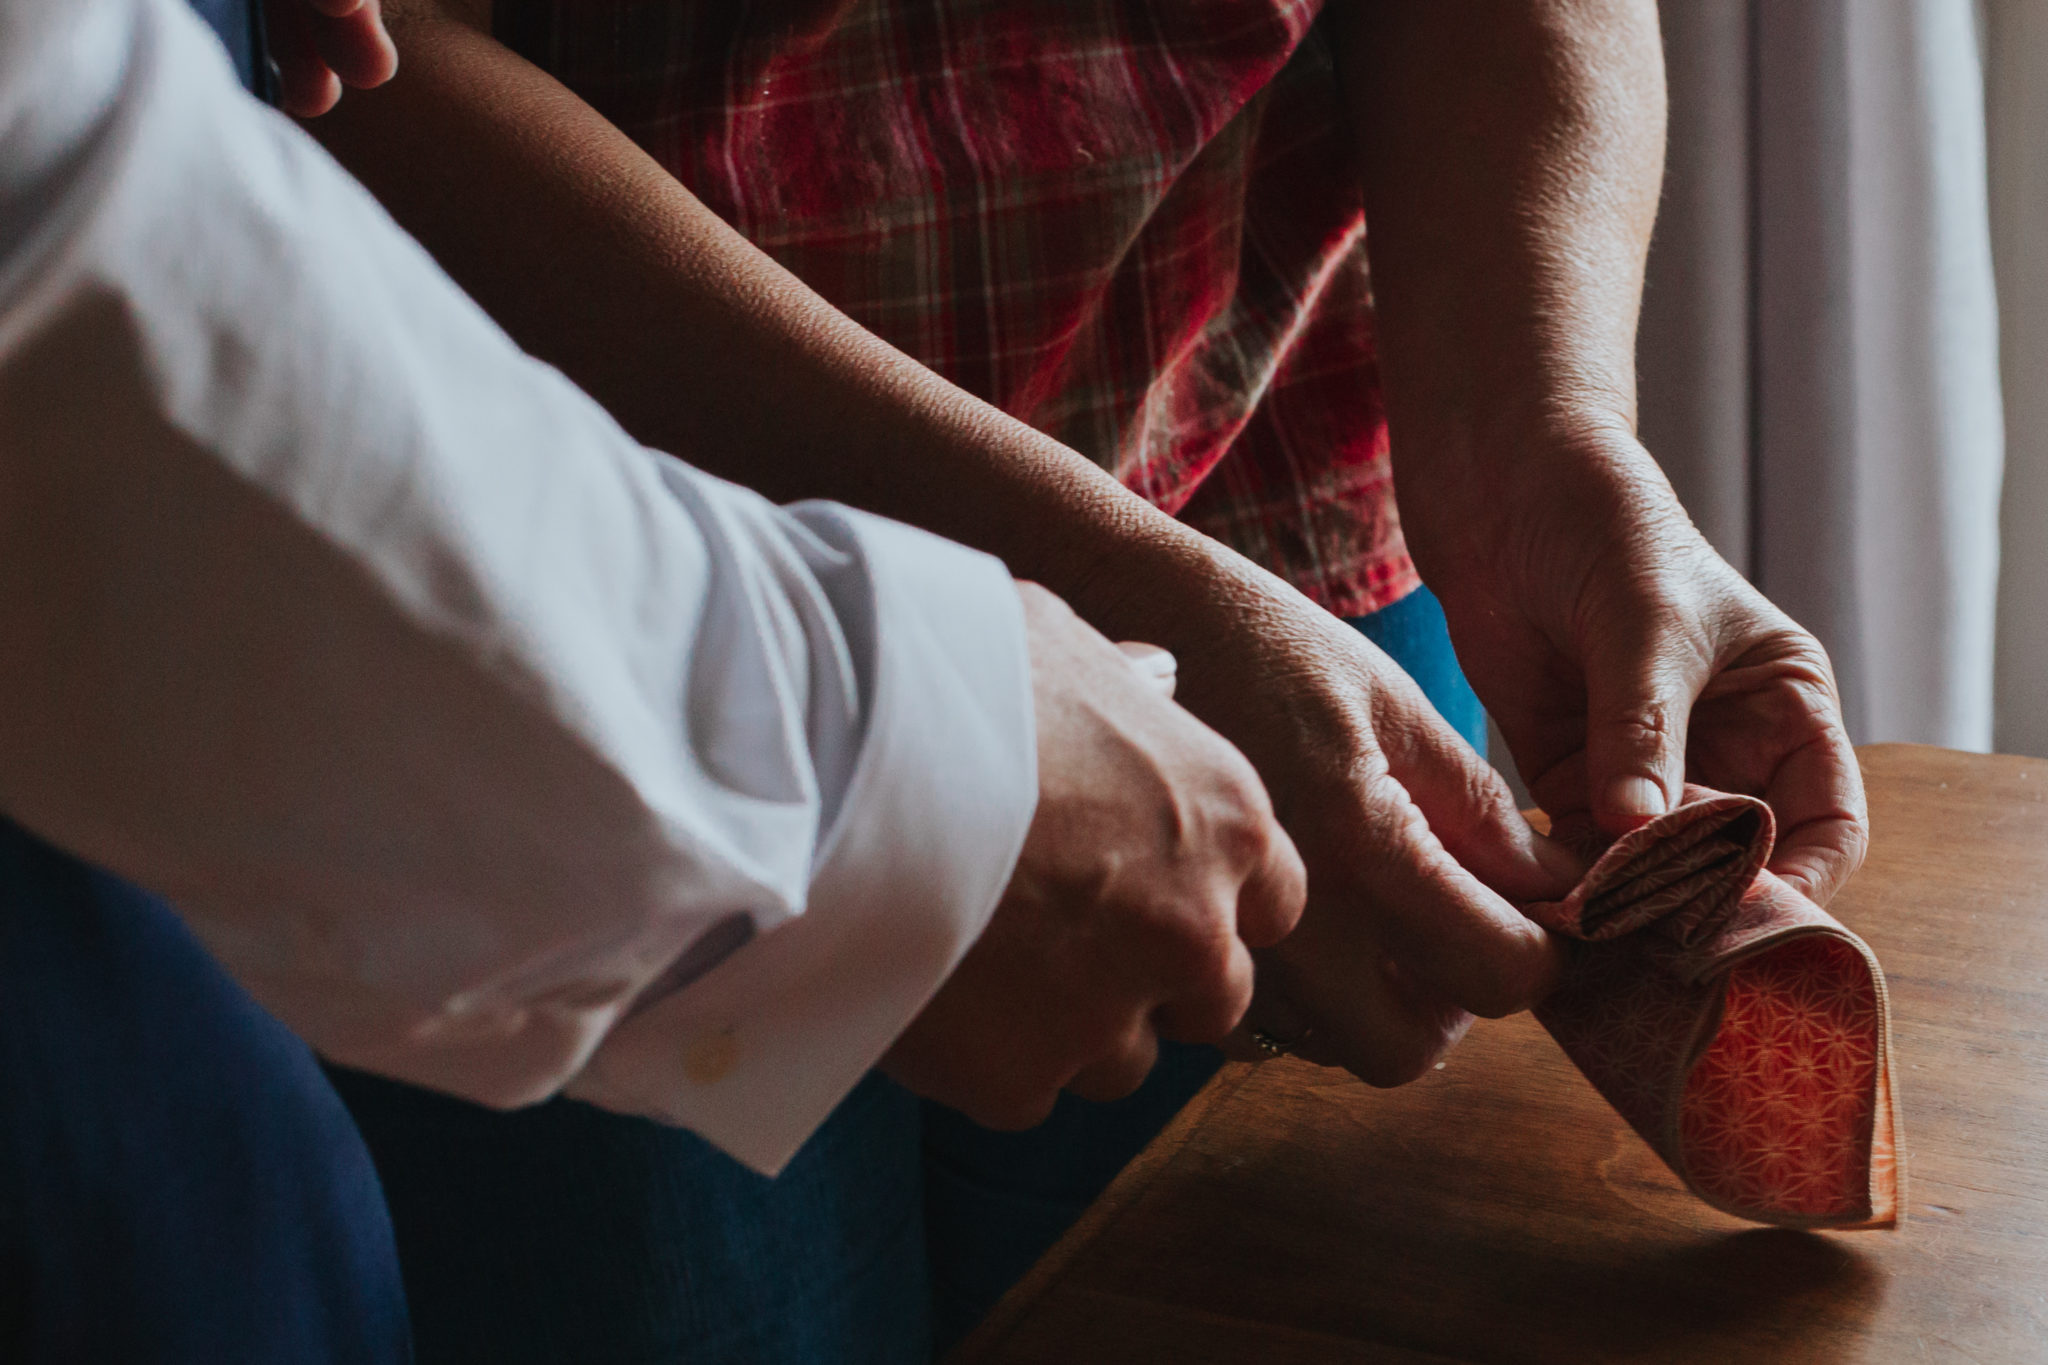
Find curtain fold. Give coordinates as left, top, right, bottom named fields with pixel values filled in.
left=1641, top=0, right=2005, bottom=751
left=1985, top=0, right=2048, bottom=757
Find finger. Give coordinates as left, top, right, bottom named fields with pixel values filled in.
left=1235, top=815, right=1307, bottom=950
left=1688, top=650, right=1868, bottom=905
left=267, top=0, right=343, bottom=118
left=1116, top=641, right=1177, bottom=698
left=1262, top=946, right=1474, bottom=1085
left=1066, top=1025, right=1159, bottom=1103
left=962, top=1086, right=1059, bottom=1133
left=1583, top=630, right=1707, bottom=835
left=1762, top=728, right=1869, bottom=905
left=1151, top=935, right=1254, bottom=1045
left=878, top=1034, right=1061, bottom=1133
left=311, top=5, right=399, bottom=92
left=1222, top=981, right=1316, bottom=1063
left=1371, top=678, right=1585, bottom=901
left=1346, top=772, right=1564, bottom=1017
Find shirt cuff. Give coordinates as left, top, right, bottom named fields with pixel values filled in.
left=565, top=511, right=1037, bottom=1173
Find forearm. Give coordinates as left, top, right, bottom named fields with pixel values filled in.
left=0, top=0, right=1043, bottom=1170
left=307, top=6, right=1233, bottom=644
left=1334, top=0, right=1668, bottom=567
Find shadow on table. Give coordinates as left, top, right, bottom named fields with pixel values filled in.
left=1536, top=1227, right=1886, bottom=1361
left=1105, top=1176, right=1890, bottom=1363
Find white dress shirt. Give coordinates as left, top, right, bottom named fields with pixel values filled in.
left=0, top=0, right=1037, bottom=1174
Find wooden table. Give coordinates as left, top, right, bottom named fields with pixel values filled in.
left=953, top=745, right=2048, bottom=1363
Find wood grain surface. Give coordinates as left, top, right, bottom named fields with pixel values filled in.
left=952, top=745, right=2048, bottom=1364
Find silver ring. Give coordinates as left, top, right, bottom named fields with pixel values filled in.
left=1247, top=1025, right=1312, bottom=1059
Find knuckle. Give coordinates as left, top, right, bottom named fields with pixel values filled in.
left=1463, top=763, right=1521, bottom=822
left=1158, top=923, right=1235, bottom=1003
left=1604, top=702, right=1677, bottom=752
left=1215, top=777, right=1283, bottom=864
left=1173, top=979, right=1252, bottom=1045
left=1069, top=1073, right=1141, bottom=1105
left=1480, top=932, right=1561, bottom=1018
left=1843, top=820, right=1872, bottom=870
left=1463, top=969, right=1539, bottom=1021
left=1355, top=760, right=1414, bottom=814
left=1350, top=1047, right=1432, bottom=1090
left=1352, top=775, right=1438, bottom=868
left=1149, top=879, right=1237, bottom=956
left=1072, top=1044, right=1155, bottom=1102
left=1155, top=939, right=1251, bottom=1043
left=1240, top=861, right=1307, bottom=948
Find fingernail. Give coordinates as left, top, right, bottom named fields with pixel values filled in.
left=1116, top=642, right=1177, bottom=697
left=1606, top=776, right=1666, bottom=823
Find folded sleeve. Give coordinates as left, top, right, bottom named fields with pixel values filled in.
left=0, top=0, right=1035, bottom=1172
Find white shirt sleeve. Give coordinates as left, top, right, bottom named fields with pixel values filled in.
left=0, top=0, right=1037, bottom=1174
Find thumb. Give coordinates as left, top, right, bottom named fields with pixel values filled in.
left=1583, top=643, right=1702, bottom=836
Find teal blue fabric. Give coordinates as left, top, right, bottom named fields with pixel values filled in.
left=337, top=583, right=1484, bottom=1364
left=1353, top=583, right=1484, bottom=749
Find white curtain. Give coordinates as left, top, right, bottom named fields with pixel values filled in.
left=1985, top=0, right=2048, bottom=756
left=1641, top=0, right=2008, bottom=751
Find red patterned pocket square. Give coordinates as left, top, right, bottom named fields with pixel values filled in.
left=1523, top=786, right=1900, bottom=1229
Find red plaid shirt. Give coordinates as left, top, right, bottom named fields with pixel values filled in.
left=500, top=0, right=1414, bottom=616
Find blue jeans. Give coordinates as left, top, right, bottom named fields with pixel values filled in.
left=334, top=584, right=1485, bottom=1363
left=0, top=824, right=412, bottom=1364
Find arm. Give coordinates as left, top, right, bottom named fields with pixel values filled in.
left=1335, top=0, right=1866, bottom=900
left=0, top=0, right=1297, bottom=1171
left=303, top=0, right=1183, bottom=608
left=307, top=0, right=1573, bottom=1088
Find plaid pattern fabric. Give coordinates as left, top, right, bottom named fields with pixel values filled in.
left=499, top=0, right=1415, bottom=616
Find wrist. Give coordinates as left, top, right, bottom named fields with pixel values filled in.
left=1045, top=506, right=1270, bottom=650
left=1394, top=408, right=1680, bottom=582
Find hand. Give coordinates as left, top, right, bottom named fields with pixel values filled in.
left=1086, top=551, right=1578, bottom=1087
left=881, top=584, right=1306, bottom=1130
left=1410, top=421, right=1869, bottom=907
left=266, top=0, right=398, bottom=119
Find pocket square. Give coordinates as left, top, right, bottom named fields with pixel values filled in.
left=1523, top=787, right=1900, bottom=1229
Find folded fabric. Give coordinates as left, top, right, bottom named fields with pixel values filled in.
left=1523, top=786, right=1900, bottom=1230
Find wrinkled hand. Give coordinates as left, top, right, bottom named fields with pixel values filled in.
left=1412, top=422, right=1869, bottom=908
left=266, top=0, right=397, bottom=118
left=1093, top=554, right=1577, bottom=1087
left=881, top=584, right=1307, bottom=1129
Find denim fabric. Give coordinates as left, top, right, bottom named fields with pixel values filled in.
left=0, top=822, right=413, bottom=1365
left=329, top=1067, right=933, bottom=1365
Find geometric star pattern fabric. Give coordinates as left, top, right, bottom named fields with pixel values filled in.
left=1525, top=788, right=1901, bottom=1230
